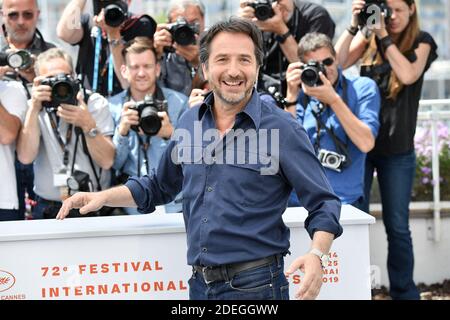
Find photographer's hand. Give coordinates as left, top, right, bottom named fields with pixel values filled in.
left=286, top=62, right=303, bottom=101
left=238, top=1, right=255, bottom=20
left=94, top=9, right=122, bottom=40
left=189, top=88, right=207, bottom=108
left=301, top=72, right=340, bottom=106
left=154, top=24, right=173, bottom=57
left=31, top=76, right=52, bottom=112
left=253, top=2, right=286, bottom=35
left=373, top=12, right=388, bottom=39
left=118, top=101, right=139, bottom=136
left=156, top=111, right=173, bottom=140
left=351, top=0, right=366, bottom=28
left=57, top=93, right=96, bottom=133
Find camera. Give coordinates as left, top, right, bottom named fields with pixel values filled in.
left=358, top=0, right=392, bottom=27
left=130, top=95, right=168, bottom=136
left=318, top=149, right=346, bottom=172
left=0, top=50, right=32, bottom=70
left=248, top=0, right=274, bottom=21
left=167, top=17, right=199, bottom=46
left=41, top=73, right=80, bottom=111
left=96, top=0, right=129, bottom=27
left=67, top=170, right=93, bottom=192
left=300, top=61, right=327, bottom=87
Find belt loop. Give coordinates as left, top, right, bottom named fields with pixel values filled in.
left=276, top=254, right=281, bottom=268
left=221, top=265, right=230, bottom=282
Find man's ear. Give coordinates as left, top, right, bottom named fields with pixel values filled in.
left=120, top=64, right=128, bottom=80
left=201, top=63, right=208, bottom=81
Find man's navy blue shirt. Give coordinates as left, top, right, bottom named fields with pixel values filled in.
left=125, top=90, right=343, bottom=267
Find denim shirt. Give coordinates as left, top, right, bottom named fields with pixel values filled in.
left=125, top=90, right=343, bottom=267
left=296, top=70, right=380, bottom=204
left=109, top=87, right=188, bottom=213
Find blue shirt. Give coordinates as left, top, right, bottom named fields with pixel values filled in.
left=109, top=87, right=188, bottom=213
left=125, top=90, right=343, bottom=267
left=296, top=71, right=380, bottom=204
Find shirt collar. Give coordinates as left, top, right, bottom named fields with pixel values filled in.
left=198, top=89, right=262, bottom=130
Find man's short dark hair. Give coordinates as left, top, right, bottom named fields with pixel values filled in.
left=199, top=17, right=264, bottom=67
left=297, top=32, right=336, bottom=62
left=121, top=37, right=157, bottom=63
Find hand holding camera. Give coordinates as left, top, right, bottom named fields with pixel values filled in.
left=355, top=0, right=391, bottom=35
left=118, top=101, right=140, bottom=136
left=31, top=76, right=53, bottom=112
left=239, top=0, right=286, bottom=34
left=56, top=92, right=96, bottom=134
left=94, top=0, right=129, bottom=28
left=93, top=8, right=122, bottom=40
left=301, top=70, right=340, bottom=107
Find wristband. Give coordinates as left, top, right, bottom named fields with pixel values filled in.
left=108, top=37, right=125, bottom=48
left=347, top=25, right=358, bottom=36
left=284, top=100, right=297, bottom=107
left=380, top=35, right=394, bottom=51
left=275, top=30, right=291, bottom=44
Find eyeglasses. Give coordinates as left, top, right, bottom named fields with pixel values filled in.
left=6, top=11, right=35, bottom=21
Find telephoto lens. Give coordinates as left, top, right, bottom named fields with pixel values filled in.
left=0, top=50, right=32, bottom=70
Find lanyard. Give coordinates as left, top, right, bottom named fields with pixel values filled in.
left=136, top=135, right=151, bottom=177
left=46, top=111, right=73, bottom=168
left=92, top=26, right=102, bottom=93
left=108, top=53, right=114, bottom=96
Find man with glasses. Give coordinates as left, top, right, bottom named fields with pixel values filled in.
left=284, top=32, right=381, bottom=209
left=0, top=0, right=55, bottom=220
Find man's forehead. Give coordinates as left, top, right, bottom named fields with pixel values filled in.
left=209, top=32, right=254, bottom=53
left=2, top=0, right=38, bottom=10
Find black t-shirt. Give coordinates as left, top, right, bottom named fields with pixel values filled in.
left=259, top=0, right=335, bottom=94
left=367, top=31, right=438, bottom=156
left=73, top=14, right=123, bottom=97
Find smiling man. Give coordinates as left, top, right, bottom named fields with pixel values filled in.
left=56, top=18, right=343, bottom=301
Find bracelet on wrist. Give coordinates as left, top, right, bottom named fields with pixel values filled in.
left=347, top=25, right=358, bottom=36
left=379, top=35, right=394, bottom=51
left=284, top=100, right=297, bottom=107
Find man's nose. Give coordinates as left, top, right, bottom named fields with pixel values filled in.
left=227, top=60, right=241, bottom=78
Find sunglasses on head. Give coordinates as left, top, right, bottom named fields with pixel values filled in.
left=6, top=11, right=35, bottom=21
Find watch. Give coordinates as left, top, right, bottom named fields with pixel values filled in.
left=309, top=248, right=330, bottom=269
left=108, top=37, right=125, bottom=48
left=275, top=30, right=291, bottom=44
left=87, top=127, right=99, bottom=138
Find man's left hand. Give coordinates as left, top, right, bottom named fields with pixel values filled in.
left=302, top=72, right=340, bottom=106
left=156, top=111, right=173, bottom=139
left=285, top=253, right=324, bottom=300
left=57, top=93, right=96, bottom=133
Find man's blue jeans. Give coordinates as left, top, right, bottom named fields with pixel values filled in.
left=188, top=256, right=289, bottom=300
left=362, top=151, right=420, bottom=300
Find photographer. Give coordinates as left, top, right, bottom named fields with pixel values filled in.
left=1, top=0, right=56, bottom=220
left=0, top=80, right=28, bottom=221
left=238, top=0, right=335, bottom=94
left=334, top=0, right=438, bottom=300
left=57, top=0, right=154, bottom=97
left=16, top=48, right=115, bottom=219
left=153, top=0, right=205, bottom=97
left=109, top=37, right=188, bottom=214
left=285, top=32, right=380, bottom=209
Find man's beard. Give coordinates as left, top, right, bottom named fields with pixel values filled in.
left=7, top=28, right=35, bottom=44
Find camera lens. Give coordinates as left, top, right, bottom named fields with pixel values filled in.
left=67, top=176, right=80, bottom=191
left=53, top=82, right=74, bottom=102
left=255, top=6, right=274, bottom=21
left=301, top=68, right=319, bottom=87
left=140, top=107, right=162, bottom=136
left=173, top=26, right=196, bottom=46
left=325, top=154, right=339, bottom=166
left=104, top=4, right=126, bottom=27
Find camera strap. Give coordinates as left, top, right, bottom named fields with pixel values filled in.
left=136, top=135, right=151, bottom=177
left=301, top=78, right=352, bottom=168
left=46, top=111, right=73, bottom=168
left=77, top=127, right=102, bottom=191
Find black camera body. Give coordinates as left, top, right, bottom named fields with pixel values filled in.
left=358, top=0, right=392, bottom=27
left=267, top=86, right=288, bottom=109
left=318, top=149, right=346, bottom=172
left=300, top=61, right=327, bottom=87
left=130, top=95, right=168, bottom=136
left=248, top=0, right=274, bottom=21
left=0, top=50, right=32, bottom=70
left=67, top=170, right=93, bottom=192
left=96, top=0, right=129, bottom=27
left=167, top=17, right=199, bottom=46
left=41, top=73, right=80, bottom=111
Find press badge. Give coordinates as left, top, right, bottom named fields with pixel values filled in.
left=53, top=169, right=70, bottom=187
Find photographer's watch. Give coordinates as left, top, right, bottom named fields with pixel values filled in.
left=275, top=30, right=291, bottom=44
left=309, top=248, right=329, bottom=269
left=87, top=127, right=99, bottom=138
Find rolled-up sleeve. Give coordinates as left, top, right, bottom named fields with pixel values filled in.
left=280, top=121, right=343, bottom=239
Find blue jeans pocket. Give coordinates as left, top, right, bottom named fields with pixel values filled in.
left=229, top=265, right=273, bottom=293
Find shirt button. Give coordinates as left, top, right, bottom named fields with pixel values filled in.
left=206, top=186, right=213, bottom=192
left=202, top=247, right=207, bottom=252
left=202, top=218, right=208, bottom=223
left=212, top=157, right=217, bottom=163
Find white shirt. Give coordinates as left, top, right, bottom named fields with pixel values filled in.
left=34, top=93, right=114, bottom=201
left=0, top=81, right=28, bottom=210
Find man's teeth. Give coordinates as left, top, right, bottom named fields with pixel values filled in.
left=224, top=80, right=243, bottom=86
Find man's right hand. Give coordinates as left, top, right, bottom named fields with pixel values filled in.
left=56, top=191, right=106, bottom=220
left=154, top=24, right=173, bottom=57
left=351, top=0, right=366, bottom=27
left=238, top=1, right=256, bottom=20
left=286, top=62, right=303, bottom=100
left=30, top=76, right=52, bottom=112
left=118, top=101, right=140, bottom=136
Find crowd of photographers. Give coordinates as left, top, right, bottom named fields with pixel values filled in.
left=0, top=0, right=438, bottom=299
